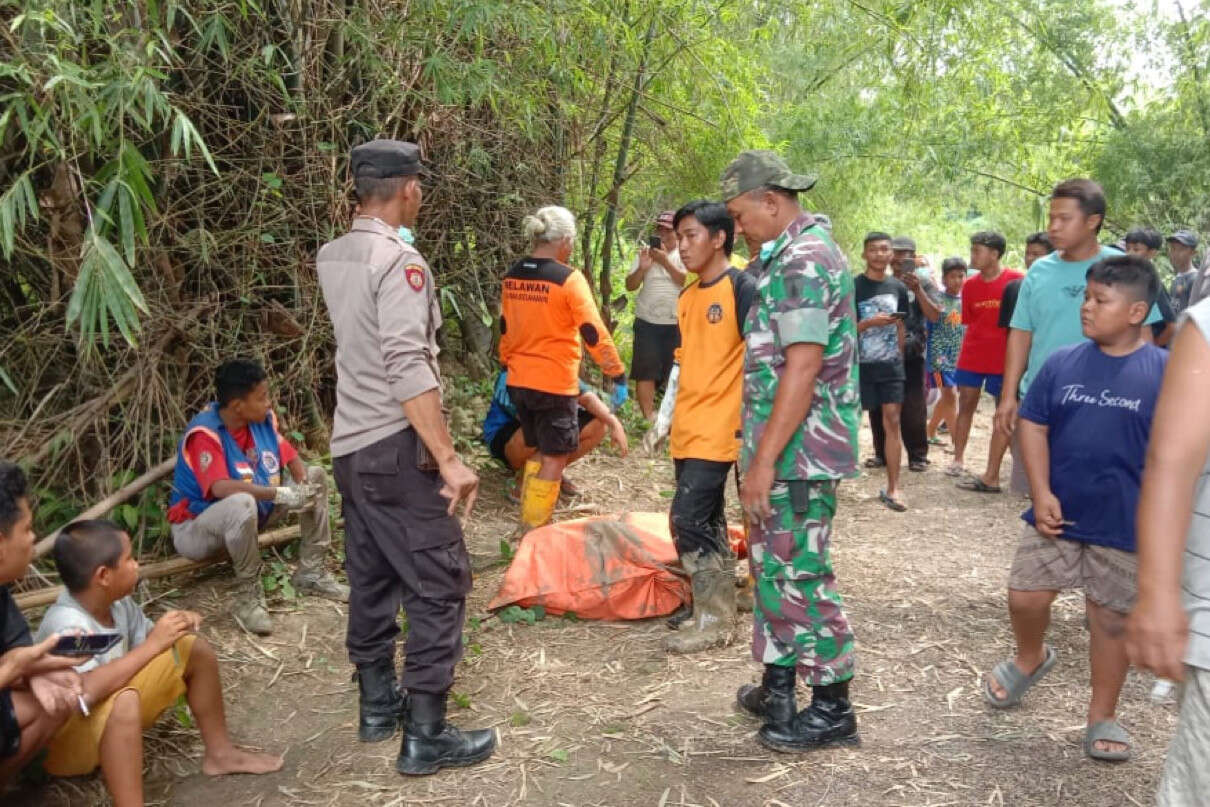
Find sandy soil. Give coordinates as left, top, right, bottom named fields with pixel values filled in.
left=9, top=399, right=1176, bottom=806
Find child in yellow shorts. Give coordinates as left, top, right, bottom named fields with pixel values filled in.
left=35, top=520, right=282, bottom=806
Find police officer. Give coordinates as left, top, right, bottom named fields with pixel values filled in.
left=316, top=140, right=496, bottom=776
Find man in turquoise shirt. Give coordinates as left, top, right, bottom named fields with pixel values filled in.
left=996, top=178, right=1161, bottom=436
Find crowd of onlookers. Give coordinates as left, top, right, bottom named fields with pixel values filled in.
left=3, top=170, right=1210, bottom=803
left=625, top=175, right=1210, bottom=796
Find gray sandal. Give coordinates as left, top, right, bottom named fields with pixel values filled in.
left=983, top=645, right=1057, bottom=708
left=1085, top=720, right=1132, bottom=762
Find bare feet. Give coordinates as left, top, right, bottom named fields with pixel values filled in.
left=202, top=746, right=284, bottom=776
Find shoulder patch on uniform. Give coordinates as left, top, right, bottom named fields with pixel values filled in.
left=404, top=264, right=426, bottom=292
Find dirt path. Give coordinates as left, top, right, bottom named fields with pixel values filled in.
left=12, top=401, right=1176, bottom=806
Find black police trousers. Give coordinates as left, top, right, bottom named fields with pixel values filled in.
left=333, top=428, right=472, bottom=695
left=870, top=354, right=929, bottom=465
left=670, top=459, right=733, bottom=560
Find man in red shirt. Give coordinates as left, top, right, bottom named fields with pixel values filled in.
left=951, top=231, right=1023, bottom=492
left=168, top=359, right=348, bottom=635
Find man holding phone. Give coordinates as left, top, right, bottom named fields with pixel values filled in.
left=627, top=211, right=687, bottom=420
left=855, top=232, right=912, bottom=510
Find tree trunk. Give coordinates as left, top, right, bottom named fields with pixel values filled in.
left=579, top=53, right=618, bottom=296
left=459, top=309, right=493, bottom=380
left=598, top=15, right=657, bottom=332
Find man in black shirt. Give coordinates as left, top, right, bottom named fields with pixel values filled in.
left=856, top=233, right=911, bottom=510
left=0, top=460, right=81, bottom=784
left=867, top=236, right=939, bottom=473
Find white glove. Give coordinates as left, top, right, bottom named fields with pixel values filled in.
left=643, top=364, right=679, bottom=456
left=273, top=484, right=316, bottom=510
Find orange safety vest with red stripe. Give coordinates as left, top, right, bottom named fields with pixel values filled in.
left=499, top=257, right=626, bottom=395
left=169, top=404, right=284, bottom=523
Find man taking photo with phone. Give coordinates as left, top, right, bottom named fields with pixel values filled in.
left=627, top=211, right=687, bottom=420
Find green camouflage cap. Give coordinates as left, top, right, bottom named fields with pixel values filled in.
left=719, top=150, right=817, bottom=201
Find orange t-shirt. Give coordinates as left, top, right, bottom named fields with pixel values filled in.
left=499, top=257, right=625, bottom=395
left=670, top=267, right=756, bottom=462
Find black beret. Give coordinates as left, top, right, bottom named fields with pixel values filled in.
left=350, top=139, right=425, bottom=178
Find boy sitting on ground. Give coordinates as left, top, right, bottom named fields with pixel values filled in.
left=35, top=519, right=282, bottom=806
left=0, top=460, right=83, bottom=789
left=983, top=255, right=1167, bottom=762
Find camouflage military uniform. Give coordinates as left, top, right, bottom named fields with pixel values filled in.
left=741, top=212, right=860, bottom=686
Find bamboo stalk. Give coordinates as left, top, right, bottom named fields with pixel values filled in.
left=31, top=458, right=177, bottom=560
left=16, top=520, right=325, bottom=611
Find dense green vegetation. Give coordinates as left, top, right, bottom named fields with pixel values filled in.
left=0, top=0, right=1207, bottom=548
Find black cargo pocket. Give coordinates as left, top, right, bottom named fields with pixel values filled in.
left=410, top=517, right=472, bottom=599
left=354, top=439, right=403, bottom=504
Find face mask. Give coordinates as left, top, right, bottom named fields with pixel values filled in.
left=759, top=240, right=776, bottom=261
left=397, top=225, right=415, bottom=244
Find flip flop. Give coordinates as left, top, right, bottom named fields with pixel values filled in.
left=1085, top=720, right=1132, bottom=762
left=879, top=489, right=907, bottom=512
left=944, top=463, right=965, bottom=477
left=957, top=477, right=1002, bottom=494
left=864, top=457, right=886, bottom=469
left=983, top=645, right=1057, bottom=708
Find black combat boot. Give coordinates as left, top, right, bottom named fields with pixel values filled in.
left=736, top=664, right=796, bottom=727
left=396, top=691, right=497, bottom=776
left=355, top=658, right=404, bottom=742
left=757, top=679, right=860, bottom=753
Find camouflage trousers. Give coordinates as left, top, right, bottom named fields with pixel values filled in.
left=749, top=479, right=855, bottom=685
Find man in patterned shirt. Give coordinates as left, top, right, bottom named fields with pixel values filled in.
left=721, top=150, right=861, bottom=753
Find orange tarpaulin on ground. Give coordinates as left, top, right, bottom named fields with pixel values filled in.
left=488, top=511, right=745, bottom=621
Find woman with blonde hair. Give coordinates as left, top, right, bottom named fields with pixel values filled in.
left=499, top=206, right=629, bottom=532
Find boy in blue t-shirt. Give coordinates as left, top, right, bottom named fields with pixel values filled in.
left=983, top=254, right=1167, bottom=763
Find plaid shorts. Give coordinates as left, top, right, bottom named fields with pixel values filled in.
left=1008, top=524, right=1137, bottom=613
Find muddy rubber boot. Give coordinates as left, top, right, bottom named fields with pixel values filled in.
left=231, top=576, right=272, bottom=636
left=665, top=603, right=693, bottom=630
left=758, top=680, right=860, bottom=753
left=355, top=658, right=405, bottom=742
left=396, top=692, right=497, bottom=776
left=736, top=664, right=796, bottom=723
left=735, top=573, right=755, bottom=613
left=664, top=555, right=735, bottom=654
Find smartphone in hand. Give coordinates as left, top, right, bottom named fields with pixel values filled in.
left=51, top=632, right=122, bottom=658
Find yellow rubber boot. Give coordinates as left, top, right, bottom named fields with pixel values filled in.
left=520, top=460, right=540, bottom=501
left=521, top=476, right=561, bottom=529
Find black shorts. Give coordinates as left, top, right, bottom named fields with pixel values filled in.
left=508, top=386, right=581, bottom=456
left=631, top=319, right=680, bottom=384
left=0, top=688, right=19, bottom=759
left=860, top=363, right=906, bottom=410
left=490, top=410, right=596, bottom=467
